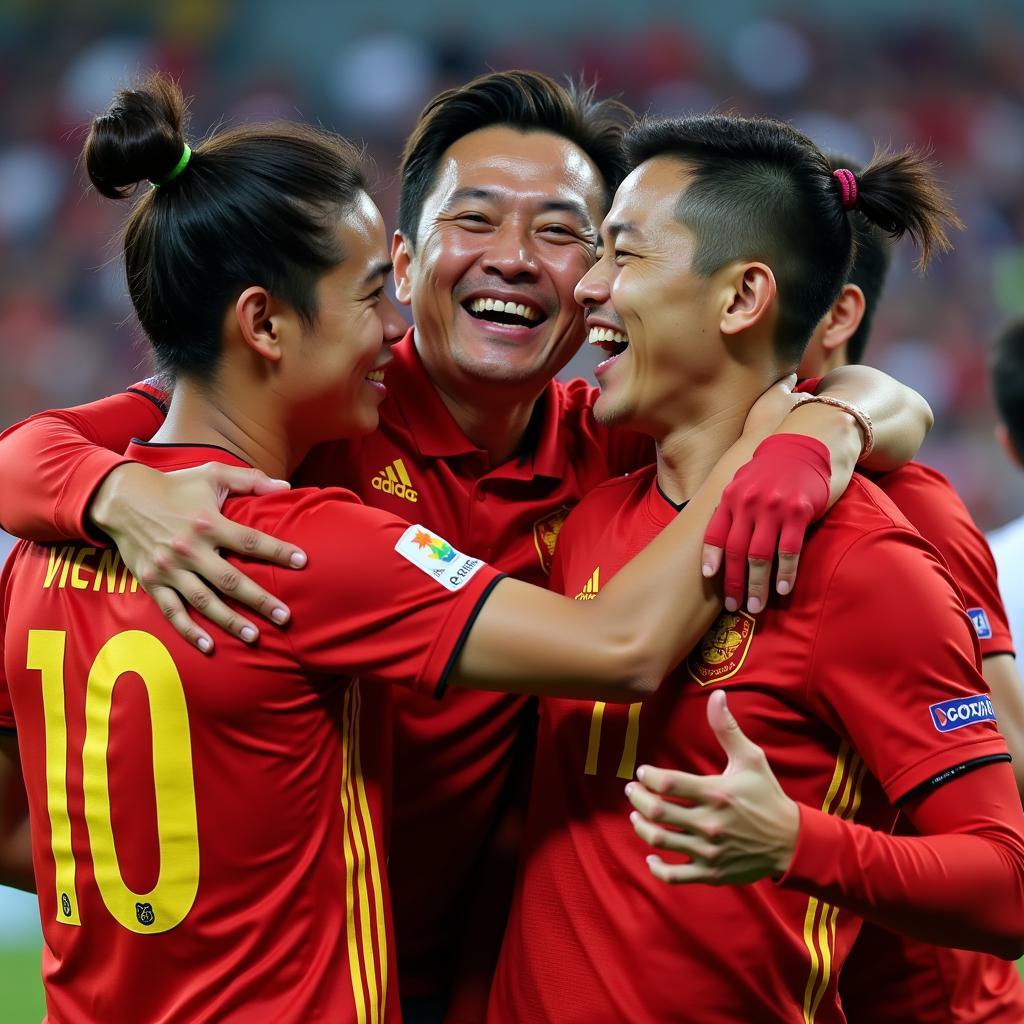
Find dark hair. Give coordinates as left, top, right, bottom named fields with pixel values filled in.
left=84, top=72, right=367, bottom=380
left=397, top=70, right=633, bottom=246
left=624, top=115, right=960, bottom=365
left=992, top=318, right=1024, bottom=458
left=825, top=155, right=893, bottom=365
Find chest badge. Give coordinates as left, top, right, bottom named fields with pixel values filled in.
left=533, top=505, right=570, bottom=574
left=686, top=610, right=756, bottom=686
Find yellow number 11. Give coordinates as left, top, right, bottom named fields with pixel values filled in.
left=27, top=629, right=200, bottom=935
left=583, top=702, right=642, bottom=779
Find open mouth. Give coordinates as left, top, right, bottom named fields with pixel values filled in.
left=464, top=296, right=545, bottom=329
left=588, top=325, right=629, bottom=358
left=365, top=369, right=386, bottom=384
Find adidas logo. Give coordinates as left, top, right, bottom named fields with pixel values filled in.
left=371, top=458, right=419, bottom=502
left=574, top=567, right=600, bottom=601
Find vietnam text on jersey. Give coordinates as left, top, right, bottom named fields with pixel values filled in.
left=0, top=441, right=502, bottom=1024
left=488, top=467, right=1014, bottom=1024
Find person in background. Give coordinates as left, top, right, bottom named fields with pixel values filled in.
left=989, top=318, right=1024, bottom=652
left=795, top=158, right=1024, bottom=1024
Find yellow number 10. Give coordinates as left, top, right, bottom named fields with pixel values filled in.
left=27, top=629, right=199, bottom=935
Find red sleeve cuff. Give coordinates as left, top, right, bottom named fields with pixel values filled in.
left=776, top=803, right=847, bottom=892
left=59, top=450, right=139, bottom=545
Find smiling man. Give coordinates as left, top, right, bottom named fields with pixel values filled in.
left=0, top=74, right=933, bottom=1021
left=487, top=116, right=1024, bottom=1024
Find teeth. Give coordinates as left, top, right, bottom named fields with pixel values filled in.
left=467, top=297, right=541, bottom=322
left=365, top=370, right=385, bottom=383
left=587, top=326, right=628, bottom=346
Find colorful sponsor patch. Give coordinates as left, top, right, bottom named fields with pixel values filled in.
left=395, top=525, right=486, bottom=592
left=929, top=694, right=997, bottom=733
left=533, top=506, right=570, bottom=574
left=686, top=611, right=755, bottom=686
left=967, top=607, right=993, bottom=640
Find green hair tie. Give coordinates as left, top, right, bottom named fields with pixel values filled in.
left=150, top=144, right=192, bottom=188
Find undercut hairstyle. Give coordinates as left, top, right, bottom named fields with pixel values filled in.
left=624, top=115, right=960, bottom=365
left=398, top=70, right=633, bottom=246
left=992, top=318, right=1024, bottom=458
left=84, top=72, right=367, bottom=380
left=826, top=155, right=893, bottom=365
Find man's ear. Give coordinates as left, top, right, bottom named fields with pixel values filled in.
left=820, top=284, right=866, bottom=356
left=392, top=232, right=414, bottom=306
left=234, top=286, right=283, bottom=363
left=720, top=262, right=776, bottom=336
left=996, top=423, right=1024, bottom=470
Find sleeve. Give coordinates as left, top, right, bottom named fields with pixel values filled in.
left=795, top=376, right=824, bottom=394
left=0, top=383, right=168, bottom=543
left=878, top=465, right=1015, bottom=658
left=272, top=492, right=505, bottom=694
left=778, top=760, right=1024, bottom=959
left=806, top=527, right=1011, bottom=805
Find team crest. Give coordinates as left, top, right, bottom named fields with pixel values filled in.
left=686, top=611, right=756, bottom=686
left=533, top=506, right=570, bottom=574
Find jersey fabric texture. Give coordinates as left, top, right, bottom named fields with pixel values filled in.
left=488, top=466, right=1012, bottom=1024
left=0, top=328, right=652, bottom=1002
left=839, top=460, right=1024, bottom=1023
left=0, top=440, right=501, bottom=1024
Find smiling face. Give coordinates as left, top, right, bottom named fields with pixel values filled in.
left=575, top=157, right=725, bottom=436
left=393, top=125, right=607, bottom=399
left=284, top=191, right=408, bottom=445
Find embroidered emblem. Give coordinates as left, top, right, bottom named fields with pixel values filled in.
left=686, top=611, right=756, bottom=686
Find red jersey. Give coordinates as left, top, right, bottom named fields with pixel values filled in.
left=0, top=329, right=651, bottom=1001
left=840, top=460, right=1024, bottom=1024
left=0, top=441, right=502, bottom=1024
left=488, top=467, right=1011, bottom=1024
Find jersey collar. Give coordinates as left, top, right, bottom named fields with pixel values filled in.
left=387, top=328, right=566, bottom=479
left=125, top=440, right=253, bottom=472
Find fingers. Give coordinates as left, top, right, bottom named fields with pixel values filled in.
left=645, top=854, right=716, bottom=885
left=629, top=811, right=719, bottom=864
left=212, top=464, right=292, bottom=498
left=186, top=542, right=291, bottom=626
left=145, top=584, right=214, bottom=655
left=722, top=509, right=755, bottom=613
left=702, top=503, right=731, bottom=580
left=775, top=508, right=810, bottom=596
left=706, top=691, right=762, bottom=764
left=631, top=765, right=706, bottom=802
left=211, top=515, right=307, bottom=571
left=144, top=566, right=261, bottom=647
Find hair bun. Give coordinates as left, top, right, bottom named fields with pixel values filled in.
left=84, top=72, right=188, bottom=199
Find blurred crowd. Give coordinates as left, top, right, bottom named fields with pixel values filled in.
left=2, top=3, right=1024, bottom=527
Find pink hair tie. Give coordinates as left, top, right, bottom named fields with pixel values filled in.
left=833, top=167, right=858, bottom=210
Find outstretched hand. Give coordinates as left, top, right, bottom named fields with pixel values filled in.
left=91, top=461, right=308, bottom=653
left=624, top=690, right=800, bottom=885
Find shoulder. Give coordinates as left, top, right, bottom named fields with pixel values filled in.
left=558, top=465, right=656, bottom=550
left=871, top=460, right=960, bottom=511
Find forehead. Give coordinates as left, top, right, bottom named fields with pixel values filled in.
left=328, top=191, right=388, bottom=285
left=427, top=125, right=606, bottom=217
left=605, top=157, right=690, bottom=231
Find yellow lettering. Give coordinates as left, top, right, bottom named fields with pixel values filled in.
left=71, top=548, right=97, bottom=590
left=43, top=547, right=70, bottom=589
left=93, top=550, right=122, bottom=593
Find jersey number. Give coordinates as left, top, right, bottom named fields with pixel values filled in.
left=28, top=629, right=199, bottom=934
left=584, top=701, right=642, bottom=778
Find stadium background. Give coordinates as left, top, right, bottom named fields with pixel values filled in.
left=1, top=0, right=1023, bottom=1018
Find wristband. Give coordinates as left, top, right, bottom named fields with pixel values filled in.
left=795, top=395, right=874, bottom=463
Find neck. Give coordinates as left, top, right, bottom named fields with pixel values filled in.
left=652, top=365, right=775, bottom=505
left=152, top=376, right=299, bottom=479
left=432, top=382, right=543, bottom=466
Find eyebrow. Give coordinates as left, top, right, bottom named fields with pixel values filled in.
left=605, top=220, right=639, bottom=242
left=361, top=259, right=393, bottom=288
left=442, top=189, right=593, bottom=226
